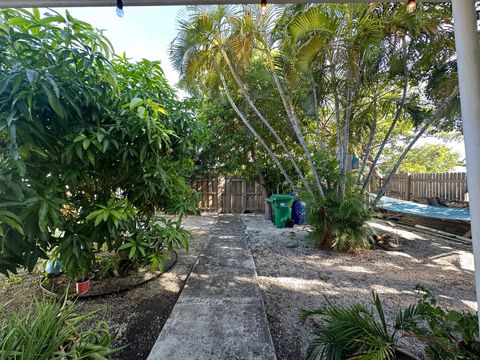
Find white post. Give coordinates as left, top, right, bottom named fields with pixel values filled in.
left=452, top=0, right=480, bottom=325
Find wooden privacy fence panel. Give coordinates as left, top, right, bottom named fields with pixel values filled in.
left=381, top=172, right=468, bottom=202
left=190, top=176, right=266, bottom=213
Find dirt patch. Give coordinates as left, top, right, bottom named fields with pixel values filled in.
left=243, top=214, right=476, bottom=360
left=0, top=214, right=217, bottom=360
left=41, top=254, right=177, bottom=299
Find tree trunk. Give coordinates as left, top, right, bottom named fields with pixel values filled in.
left=310, top=72, right=325, bottom=150
left=219, top=73, right=297, bottom=191
left=362, top=73, right=408, bottom=193
left=358, top=94, right=378, bottom=184
left=339, top=80, right=353, bottom=199
left=331, top=65, right=343, bottom=167
left=220, top=49, right=312, bottom=193
left=261, top=40, right=325, bottom=197
left=372, top=86, right=459, bottom=206
left=250, top=146, right=267, bottom=191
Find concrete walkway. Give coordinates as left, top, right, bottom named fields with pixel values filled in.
left=147, top=214, right=277, bottom=360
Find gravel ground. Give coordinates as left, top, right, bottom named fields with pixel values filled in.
left=0, top=214, right=217, bottom=360
left=243, top=214, right=476, bottom=360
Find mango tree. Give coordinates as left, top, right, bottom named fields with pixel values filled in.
left=0, top=9, right=200, bottom=277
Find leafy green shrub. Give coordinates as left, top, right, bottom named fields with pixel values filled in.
left=0, top=9, right=202, bottom=278
left=304, top=154, right=372, bottom=251
left=96, top=253, right=123, bottom=279
left=119, top=217, right=191, bottom=272
left=301, top=286, right=480, bottom=360
left=415, top=285, right=480, bottom=359
left=0, top=300, right=117, bottom=359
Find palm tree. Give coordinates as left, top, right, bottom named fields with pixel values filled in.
left=288, top=3, right=384, bottom=199
left=171, top=5, right=310, bottom=192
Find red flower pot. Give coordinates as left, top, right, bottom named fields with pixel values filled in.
left=75, top=278, right=90, bottom=295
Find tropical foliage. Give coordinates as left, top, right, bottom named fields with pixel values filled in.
left=0, top=9, right=200, bottom=277
left=0, top=300, right=117, bottom=359
left=380, top=143, right=462, bottom=174
left=171, top=2, right=459, bottom=249
left=301, top=286, right=480, bottom=360
left=304, top=154, right=372, bottom=251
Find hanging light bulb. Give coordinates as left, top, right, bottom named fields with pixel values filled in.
left=406, top=0, right=417, bottom=14
left=260, top=0, right=267, bottom=15
left=116, top=0, right=124, bottom=17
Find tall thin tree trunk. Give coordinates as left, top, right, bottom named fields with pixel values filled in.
left=358, top=94, right=378, bottom=184
left=340, top=81, right=353, bottom=199
left=250, top=146, right=267, bottom=191
left=362, top=72, right=408, bottom=192
left=219, top=73, right=297, bottom=191
left=310, top=72, right=325, bottom=150
left=261, top=41, right=325, bottom=197
left=331, top=65, right=343, bottom=167
left=220, top=49, right=312, bottom=193
left=372, top=86, right=459, bottom=206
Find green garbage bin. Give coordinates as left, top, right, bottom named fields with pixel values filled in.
left=271, top=194, right=293, bottom=228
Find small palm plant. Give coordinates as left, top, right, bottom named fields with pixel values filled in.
left=300, top=291, right=422, bottom=360
left=301, top=287, right=480, bottom=360
left=305, top=153, right=373, bottom=251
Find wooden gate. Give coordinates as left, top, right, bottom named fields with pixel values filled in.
left=190, top=175, right=266, bottom=213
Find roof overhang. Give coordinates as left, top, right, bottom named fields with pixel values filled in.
left=0, top=0, right=449, bottom=8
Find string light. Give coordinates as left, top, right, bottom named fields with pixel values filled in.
left=116, top=0, right=124, bottom=17
left=260, top=0, right=267, bottom=15
left=406, top=0, right=417, bottom=14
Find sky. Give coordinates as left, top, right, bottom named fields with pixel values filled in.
left=44, top=5, right=466, bottom=168
left=47, top=6, right=183, bottom=86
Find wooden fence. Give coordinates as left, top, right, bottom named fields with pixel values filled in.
left=190, top=175, right=266, bottom=213
left=378, top=172, right=468, bottom=202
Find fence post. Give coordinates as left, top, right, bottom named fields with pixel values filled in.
left=242, top=179, right=247, bottom=213
left=218, top=176, right=225, bottom=214
left=407, top=173, right=412, bottom=201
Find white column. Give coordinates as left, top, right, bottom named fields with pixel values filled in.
left=452, top=0, right=480, bottom=324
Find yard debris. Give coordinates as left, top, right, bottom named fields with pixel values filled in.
left=372, top=231, right=401, bottom=251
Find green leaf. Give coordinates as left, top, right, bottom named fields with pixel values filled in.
left=94, top=215, right=104, bottom=226
left=26, top=69, right=38, bottom=85
left=8, top=123, right=17, bottom=145
left=137, top=106, right=146, bottom=118
left=87, top=149, right=95, bottom=166
left=75, top=142, right=83, bottom=160
left=86, top=209, right=103, bottom=221
left=129, top=246, right=136, bottom=258
left=118, top=242, right=133, bottom=251
left=6, top=110, right=16, bottom=126
left=15, top=160, right=26, bottom=177
left=96, top=133, right=105, bottom=142
left=42, top=84, right=65, bottom=119
left=38, top=200, right=49, bottom=232
left=46, top=75, right=60, bottom=97
left=129, top=97, right=143, bottom=109
left=74, top=134, right=87, bottom=142
left=102, top=139, right=110, bottom=153
left=0, top=211, right=24, bottom=235
left=82, top=138, right=91, bottom=150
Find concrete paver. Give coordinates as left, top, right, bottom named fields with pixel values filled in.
left=147, top=214, right=276, bottom=360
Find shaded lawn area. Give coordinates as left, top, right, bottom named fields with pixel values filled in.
left=243, top=214, right=476, bottom=360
